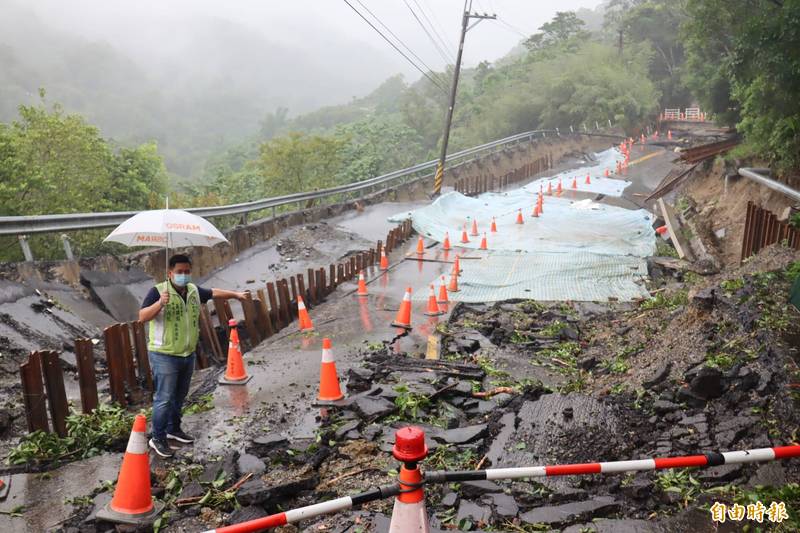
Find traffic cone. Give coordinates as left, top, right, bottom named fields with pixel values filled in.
left=668, top=130, right=672, bottom=140
left=585, top=173, right=591, bottom=185
left=547, top=181, right=553, bottom=196
left=604, top=168, right=610, bottom=177
left=479, top=232, right=488, bottom=250
left=452, top=254, right=461, bottom=277
left=219, top=319, right=252, bottom=385
left=447, top=270, right=460, bottom=293
left=391, top=287, right=413, bottom=329
left=532, top=203, right=540, bottom=218
left=318, top=338, right=344, bottom=402
left=490, top=217, right=497, bottom=233
left=380, top=248, right=389, bottom=270
left=571, top=177, right=577, bottom=189
left=356, top=270, right=368, bottom=296
left=96, top=415, right=164, bottom=525
left=424, top=285, right=443, bottom=316
left=515, top=209, right=524, bottom=224
left=298, top=295, right=314, bottom=332
left=442, top=232, right=451, bottom=251
left=556, top=179, right=563, bottom=195
left=416, top=236, right=425, bottom=255
left=388, top=427, right=430, bottom=532
left=437, top=276, right=449, bottom=304
left=460, top=224, right=470, bottom=244
left=470, top=219, right=479, bottom=237
left=538, top=194, right=544, bottom=214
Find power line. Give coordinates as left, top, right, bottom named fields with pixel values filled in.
left=353, top=0, right=450, bottom=89
left=411, top=0, right=457, bottom=61
left=415, top=0, right=457, bottom=58
left=341, top=0, right=448, bottom=94
left=403, top=0, right=455, bottom=67
left=496, top=16, right=531, bottom=40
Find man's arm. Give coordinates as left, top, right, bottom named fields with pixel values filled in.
left=211, top=288, right=248, bottom=301
left=139, top=289, right=169, bottom=323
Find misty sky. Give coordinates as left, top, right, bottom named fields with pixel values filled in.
left=21, top=0, right=603, bottom=88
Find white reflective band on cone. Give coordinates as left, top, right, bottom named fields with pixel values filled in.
left=486, top=466, right=547, bottom=480
left=127, top=431, right=148, bottom=454
left=321, top=349, right=335, bottom=363
left=285, top=497, right=352, bottom=522
left=600, top=459, right=656, bottom=473
left=723, top=448, right=775, bottom=464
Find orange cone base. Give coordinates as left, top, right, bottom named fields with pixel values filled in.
left=424, top=308, right=444, bottom=317
left=391, top=320, right=412, bottom=329
left=218, top=374, right=253, bottom=385
left=318, top=366, right=344, bottom=402
left=97, top=500, right=164, bottom=526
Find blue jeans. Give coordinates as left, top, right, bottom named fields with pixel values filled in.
left=149, top=351, right=195, bottom=441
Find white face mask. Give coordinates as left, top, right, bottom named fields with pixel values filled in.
left=172, top=273, right=191, bottom=287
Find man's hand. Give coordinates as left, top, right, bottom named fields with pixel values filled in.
left=236, top=291, right=249, bottom=301
left=159, top=290, right=170, bottom=308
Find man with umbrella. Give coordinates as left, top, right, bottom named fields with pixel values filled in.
left=139, top=253, right=246, bottom=457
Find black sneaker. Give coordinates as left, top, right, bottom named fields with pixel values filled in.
left=166, top=429, right=194, bottom=444
left=149, top=438, right=174, bottom=458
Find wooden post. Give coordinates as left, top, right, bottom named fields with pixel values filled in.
left=266, top=282, right=280, bottom=329
left=290, top=276, right=298, bottom=301
left=255, top=291, right=274, bottom=338
left=317, top=268, right=326, bottom=298
left=241, top=291, right=262, bottom=346
left=75, top=338, right=99, bottom=414
left=119, top=323, right=140, bottom=394
left=329, top=264, right=336, bottom=290
left=200, top=305, right=224, bottom=362
left=20, top=351, right=49, bottom=433
left=297, top=274, right=307, bottom=305
left=277, top=279, right=291, bottom=326
left=213, top=297, right=231, bottom=333
left=103, top=324, right=127, bottom=407
left=41, top=351, right=69, bottom=437
left=307, top=268, right=316, bottom=304
left=131, top=321, right=154, bottom=392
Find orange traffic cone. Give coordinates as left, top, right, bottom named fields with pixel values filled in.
left=416, top=236, right=425, bottom=255
left=298, top=295, right=314, bottom=332
left=356, top=270, right=368, bottom=296
left=460, top=224, right=470, bottom=244
left=479, top=232, right=488, bottom=250
left=470, top=219, right=479, bottom=237
left=490, top=217, right=497, bottom=233
left=96, top=415, right=164, bottom=525
left=452, top=254, right=461, bottom=277
left=318, top=338, right=344, bottom=402
left=391, top=287, right=413, bottom=329
left=424, top=285, right=443, bottom=316
left=668, top=130, right=672, bottom=140
left=604, top=168, right=610, bottom=177
left=538, top=194, right=544, bottom=215
left=571, top=177, right=577, bottom=189
left=448, top=270, right=460, bottom=292
left=532, top=203, right=540, bottom=218
left=437, top=276, right=449, bottom=304
left=556, top=179, right=563, bottom=195
left=516, top=209, right=524, bottom=224
left=219, top=319, right=252, bottom=385
left=442, top=232, right=451, bottom=251
left=380, top=248, right=389, bottom=270
left=547, top=181, right=553, bottom=196
left=388, top=427, right=430, bottom=532
left=585, top=173, right=591, bottom=185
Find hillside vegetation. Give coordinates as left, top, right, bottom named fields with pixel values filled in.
left=1, top=0, right=798, bottom=261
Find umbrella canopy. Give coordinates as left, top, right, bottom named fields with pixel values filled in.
left=104, top=209, right=228, bottom=248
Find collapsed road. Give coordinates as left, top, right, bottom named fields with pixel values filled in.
left=1, top=121, right=799, bottom=532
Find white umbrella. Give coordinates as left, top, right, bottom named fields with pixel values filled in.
left=104, top=200, right=228, bottom=278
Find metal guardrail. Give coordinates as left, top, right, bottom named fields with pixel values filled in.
left=738, top=168, right=800, bottom=203
left=0, top=128, right=619, bottom=238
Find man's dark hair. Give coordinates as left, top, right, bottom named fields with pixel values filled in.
left=168, top=254, right=192, bottom=269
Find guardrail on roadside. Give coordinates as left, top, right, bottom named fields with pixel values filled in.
left=1, top=126, right=622, bottom=260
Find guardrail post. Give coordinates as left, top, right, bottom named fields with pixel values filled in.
left=556, top=127, right=560, bottom=136
left=18, top=235, right=33, bottom=262
left=61, top=234, right=74, bottom=260
left=595, top=121, right=600, bottom=130
left=608, top=119, right=612, bottom=128
left=569, top=125, right=573, bottom=133
left=583, top=123, right=587, bottom=132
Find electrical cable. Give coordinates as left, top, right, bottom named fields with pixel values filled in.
left=341, top=0, right=448, bottom=94
left=414, top=0, right=458, bottom=58
left=352, top=0, right=449, bottom=89
left=403, top=0, right=455, bottom=66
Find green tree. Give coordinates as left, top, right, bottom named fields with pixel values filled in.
left=255, top=132, right=345, bottom=196
left=525, top=11, right=590, bottom=56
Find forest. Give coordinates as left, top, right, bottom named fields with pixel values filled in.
left=1, top=0, right=798, bottom=261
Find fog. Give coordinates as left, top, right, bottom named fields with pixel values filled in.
left=0, top=0, right=602, bottom=175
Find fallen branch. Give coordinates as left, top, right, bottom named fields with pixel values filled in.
left=319, top=467, right=383, bottom=490
left=427, top=382, right=458, bottom=401
left=175, top=472, right=254, bottom=506
left=472, top=386, right=515, bottom=398
left=475, top=454, right=488, bottom=470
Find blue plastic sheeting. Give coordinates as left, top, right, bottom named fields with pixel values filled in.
left=414, top=253, right=650, bottom=303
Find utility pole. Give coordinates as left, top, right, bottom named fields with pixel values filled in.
left=432, top=1, right=496, bottom=197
